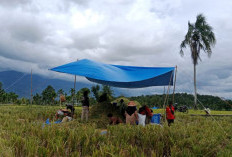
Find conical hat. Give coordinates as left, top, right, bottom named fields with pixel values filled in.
left=128, top=101, right=136, bottom=106
left=61, top=109, right=69, bottom=112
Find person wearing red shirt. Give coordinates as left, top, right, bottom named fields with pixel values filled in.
left=166, top=101, right=175, bottom=126
left=139, top=105, right=153, bottom=124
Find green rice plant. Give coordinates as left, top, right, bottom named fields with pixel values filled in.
left=0, top=105, right=231, bottom=156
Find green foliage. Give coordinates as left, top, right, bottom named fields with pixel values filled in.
left=91, top=85, right=114, bottom=102
left=180, top=14, right=216, bottom=65
left=76, top=88, right=90, bottom=102
left=0, top=82, right=2, bottom=90
left=33, top=93, right=42, bottom=105
left=57, top=89, right=64, bottom=95
left=102, top=85, right=114, bottom=100
left=42, top=85, right=57, bottom=105
left=130, top=93, right=232, bottom=111
left=91, top=85, right=100, bottom=101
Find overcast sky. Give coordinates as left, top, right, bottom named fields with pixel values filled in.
left=0, top=0, right=231, bottom=99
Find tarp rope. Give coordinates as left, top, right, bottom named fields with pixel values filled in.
left=176, top=67, right=230, bottom=145
left=173, top=67, right=231, bottom=156
left=0, top=73, right=27, bottom=93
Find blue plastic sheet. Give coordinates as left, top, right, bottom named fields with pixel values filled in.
left=152, top=106, right=159, bottom=109
left=50, top=59, right=175, bottom=88
left=151, top=114, right=161, bottom=124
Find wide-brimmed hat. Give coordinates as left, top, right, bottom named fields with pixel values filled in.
left=61, top=108, right=69, bottom=112
left=128, top=101, right=136, bottom=106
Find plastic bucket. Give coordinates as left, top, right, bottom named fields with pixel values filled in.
left=151, top=114, right=161, bottom=124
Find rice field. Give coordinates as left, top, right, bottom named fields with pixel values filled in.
left=0, top=105, right=231, bottom=156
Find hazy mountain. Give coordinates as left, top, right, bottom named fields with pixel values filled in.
left=0, top=70, right=91, bottom=98
left=0, top=71, right=163, bottom=98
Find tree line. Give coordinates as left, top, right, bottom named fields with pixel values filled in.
left=131, top=93, right=232, bottom=111
left=0, top=81, right=114, bottom=106
left=0, top=81, right=231, bottom=110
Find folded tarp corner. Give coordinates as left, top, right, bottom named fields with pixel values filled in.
left=50, top=59, right=175, bottom=88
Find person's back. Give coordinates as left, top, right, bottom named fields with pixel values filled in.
left=107, top=113, right=123, bottom=125
left=82, top=95, right=89, bottom=107
left=81, top=91, right=90, bottom=121
left=125, top=101, right=138, bottom=125
left=139, top=105, right=153, bottom=124
left=138, top=113, right=146, bottom=126
left=166, top=101, right=175, bottom=126
left=66, top=104, right=75, bottom=117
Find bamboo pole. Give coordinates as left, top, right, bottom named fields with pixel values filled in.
left=73, top=59, right=78, bottom=106
left=163, top=70, right=174, bottom=123
left=30, top=69, right=32, bottom=105
left=172, top=66, right=177, bottom=103
left=73, top=75, right=76, bottom=106
left=59, top=95, right=61, bottom=108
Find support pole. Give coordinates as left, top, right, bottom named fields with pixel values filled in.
left=163, top=70, right=174, bottom=123
left=73, top=75, right=76, bottom=106
left=59, top=95, right=61, bottom=108
left=73, top=59, right=78, bottom=106
left=162, top=86, right=166, bottom=114
left=172, top=66, right=177, bottom=103
left=30, top=69, right=33, bottom=105
left=163, top=86, right=166, bottom=102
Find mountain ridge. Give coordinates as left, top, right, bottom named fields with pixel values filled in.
left=0, top=70, right=91, bottom=98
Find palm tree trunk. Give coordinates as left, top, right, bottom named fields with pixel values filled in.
left=194, top=63, right=197, bottom=109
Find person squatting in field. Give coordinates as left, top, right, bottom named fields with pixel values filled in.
left=166, top=101, right=175, bottom=126
left=55, top=108, right=73, bottom=122
left=66, top=104, right=75, bottom=117
left=107, top=113, right=123, bottom=125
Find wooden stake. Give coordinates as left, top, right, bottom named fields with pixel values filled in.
left=73, top=75, right=76, bottom=105
left=172, top=66, right=177, bottom=103
left=30, top=69, right=32, bottom=105
left=163, top=70, right=174, bottom=123
left=73, top=59, right=78, bottom=106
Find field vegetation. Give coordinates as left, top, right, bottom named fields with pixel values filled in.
left=0, top=105, right=231, bottom=157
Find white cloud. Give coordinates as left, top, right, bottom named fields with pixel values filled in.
left=0, top=0, right=231, bottom=98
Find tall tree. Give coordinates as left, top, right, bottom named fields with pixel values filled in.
left=8, top=92, right=18, bottom=104
left=0, top=82, right=2, bottom=90
left=57, top=89, right=64, bottom=95
left=91, top=85, right=100, bottom=101
left=0, top=82, right=5, bottom=103
left=33, top=93, right=42, bottom=105
left=180, top=14, right=216, bottom=109
left=77, top=88, right=90, bottom=100
left=102, top=85, right=114, bottom=100
left=42, top=85, right=57, bottom=105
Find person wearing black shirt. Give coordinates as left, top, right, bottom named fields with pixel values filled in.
left=81, top=91, right=90, bottom=121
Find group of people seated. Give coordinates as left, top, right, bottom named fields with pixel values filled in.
left=107, top=101, right=154, bottom=126
left=55, top=104, right=75, bottom=122
left=55, top=91, right=89, bottom=123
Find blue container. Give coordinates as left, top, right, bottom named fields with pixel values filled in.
left=151, top=114, right=161, bottom=124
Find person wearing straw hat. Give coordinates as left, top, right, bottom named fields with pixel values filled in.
left=125, top=101, right=138, bottom=125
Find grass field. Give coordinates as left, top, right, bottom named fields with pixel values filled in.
left=0, top=105, right=231, bottom=156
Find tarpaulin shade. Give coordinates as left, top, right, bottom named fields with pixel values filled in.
left=50, top=59, right=175, bottom=88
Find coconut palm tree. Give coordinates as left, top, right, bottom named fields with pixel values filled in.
left=180, top=14, right=216, bottom=109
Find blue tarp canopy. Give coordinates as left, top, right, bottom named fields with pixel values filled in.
left=50, top=59, right=175, bottom=88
